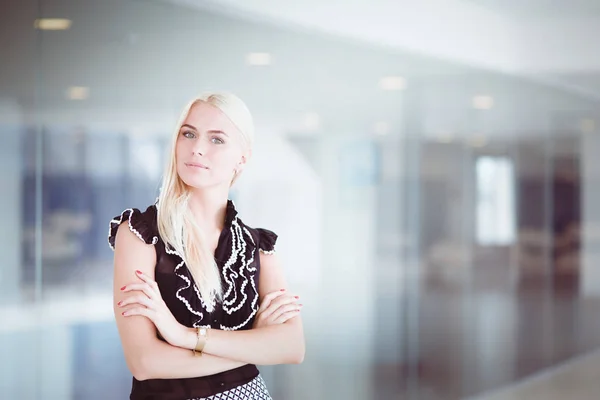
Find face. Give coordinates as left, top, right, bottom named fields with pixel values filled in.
left=175, top=101, right=248, bottom=190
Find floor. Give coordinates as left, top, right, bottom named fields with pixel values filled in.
left=2, top=272, right=600, bottom=399
left=468, top=349, right=600, bottom=400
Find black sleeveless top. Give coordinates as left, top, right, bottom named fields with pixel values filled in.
left=108, top=200, right=277, bottom=400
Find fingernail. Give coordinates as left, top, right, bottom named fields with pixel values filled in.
left=117, top=300, right=122, bottom=306
left=294, top=296, right=299, bottom=299
left=120, top=286, right=126, bottom=291
left=135, top=270, right=142, bottom=275
left=280, top=289, right=285, bottom=292
left=298, top=304, right=303, bottom=307
left=121, top=311, right=127, bottom=316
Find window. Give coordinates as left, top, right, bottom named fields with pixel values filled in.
left=476, top=156, right=516, bottom=245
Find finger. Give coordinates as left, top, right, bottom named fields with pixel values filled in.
left=121, top=283, right=155, bottom=299
left=258, top=289, right=287, bottom=313
left=118, top=294, right=154, bottom=310
left=269, top=303, right=303, bottom=321
left=122, top=307, right=154, bottom=319
left=272, top=310, right=302, bottom=324
left=269, top=294, right=300, bottom=310
left=259, top=289, right=287, bottom=310
left=262, top=295, right=300, bottom=319
left=261, top=294, right=299, bottom=318
left=135, top=270, right=161, bottom=295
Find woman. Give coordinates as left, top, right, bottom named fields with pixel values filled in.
left=108, top=92, right=305, bottom=399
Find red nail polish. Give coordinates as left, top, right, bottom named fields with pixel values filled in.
left=136, top=270, right=142, bottom=275
left=294, top=296, right=299, bottom=299
left=120, top=286, right=126, bottom=291
left=117, top=300, right=122, bottom=306
left=122, top=311, right=126, bottom=316
left=280, top=289, right=286, bottom=292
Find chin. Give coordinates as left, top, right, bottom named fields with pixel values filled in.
left=179, top=175, right=229, bottom=190
left=180, top=177, right=211, bottom=189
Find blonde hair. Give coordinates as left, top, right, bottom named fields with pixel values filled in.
left=157, top=92, right=254, bottom=310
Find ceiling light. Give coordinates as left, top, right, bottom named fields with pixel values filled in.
left=379, top=76, right=406, bottom=91
left=374, top=122, right=389, bottom=135
left=436, top=134, right=454, bottom=143
left=246, top=53, right=271, bottom=66
left=34, top=18, right=72, bottom=31
left=581, top=118, right=596, bottom=134
left=472, top=95, right=494, bottom=110
left=303, top=112, right=320, bottom=131
left=66, top=86, right=89, bottom=100
left=468, top=135, right=487, bottom=148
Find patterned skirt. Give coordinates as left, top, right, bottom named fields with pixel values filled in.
left=190, top=375, right=272, bottom=400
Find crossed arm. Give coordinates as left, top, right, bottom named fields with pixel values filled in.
left=113, top=223, right=305, bottom=381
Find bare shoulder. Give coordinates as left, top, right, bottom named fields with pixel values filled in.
left=258, top=250, right=281, bottom=268
left=113, top=222, right=156, bottom=278
left=115, top=222, right=155, bottom=252
left=258, top=251, right=288, bottom=297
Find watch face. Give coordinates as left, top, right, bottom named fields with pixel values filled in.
left=200, top=328, right=207, bottom=336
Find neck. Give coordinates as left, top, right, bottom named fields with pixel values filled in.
left=187, top=186, right=230, bottom=234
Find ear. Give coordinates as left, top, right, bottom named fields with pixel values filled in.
left=237, top=149, right=252, bottom=172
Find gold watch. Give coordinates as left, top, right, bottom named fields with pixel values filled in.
left=193, top=327, right=208, bottom=356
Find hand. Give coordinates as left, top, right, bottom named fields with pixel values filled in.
left=253, top=289, right=303, bottom=329
left=118, top=270, right=190, bottom=348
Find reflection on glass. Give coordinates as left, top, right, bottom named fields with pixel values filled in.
left=476, top=156, right=516, bottom=246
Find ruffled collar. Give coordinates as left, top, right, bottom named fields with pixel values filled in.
left=154, top=197, right=238, bottom=228
left=223, top=199, right=238, bottom=229
left=159, top=198, right=238, bottom=258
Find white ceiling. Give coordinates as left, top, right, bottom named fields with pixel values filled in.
left=168, top=0, right=600, bottom=87
left=1, top=0, right=598, bottom=138
left=168, top=0, right=521, bottom=73
left=466, top=0, right=600, bottom=18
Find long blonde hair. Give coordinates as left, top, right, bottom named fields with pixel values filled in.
left=157, top=92, right=254, bottom=310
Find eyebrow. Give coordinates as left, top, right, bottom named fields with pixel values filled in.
left=180, top=124, right=228, bottom=136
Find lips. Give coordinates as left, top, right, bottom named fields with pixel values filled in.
left=185, top=162, right=209, bottom=169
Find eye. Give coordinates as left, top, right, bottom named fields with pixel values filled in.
left=211, top=136, right=225, bottom=144
left=182, top=130, right=195, bottom=139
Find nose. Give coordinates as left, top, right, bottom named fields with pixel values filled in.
left=191, top=138, right=207, bottom=156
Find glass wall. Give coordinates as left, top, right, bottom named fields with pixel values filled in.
left=2, top=0, right=600, bottom=399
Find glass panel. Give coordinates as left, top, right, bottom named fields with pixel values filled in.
left=476, top=156, right=516, bottom=246
left=2, top=1, right=600, bottom=399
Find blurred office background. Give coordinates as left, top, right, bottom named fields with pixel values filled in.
left=2, top=0, right=600, bottom=399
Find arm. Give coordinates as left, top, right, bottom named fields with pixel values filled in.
left=113, top=223, right=245, bottom=380
left=181, top=251, right=306, bottom=365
